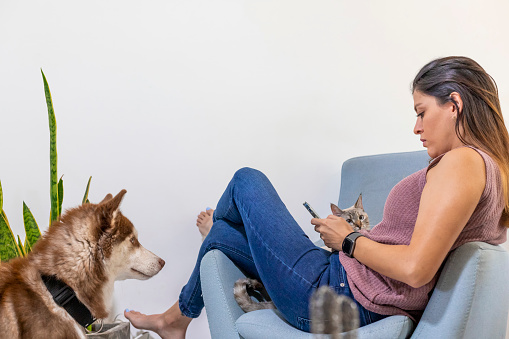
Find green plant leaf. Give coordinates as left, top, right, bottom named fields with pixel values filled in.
left=23, top=202, right=41, bottom=249
left=0, top=211, right=20, bottom=262
left=41, top=69, right=59, bottom=225
left=58, top=175, right=64, bottom=217
left=82, top=176, right=92, bottom=204
left=17, top=235, right=26, bottom=257
left=24, top=237, right=32, bottom=254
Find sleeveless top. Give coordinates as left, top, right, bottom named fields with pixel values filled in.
left=338, top=147, right=507, bottom=321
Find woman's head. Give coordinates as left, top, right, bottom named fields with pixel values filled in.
left=412, top=89, right=464, bottom=158
left=412, top=56, right=509, bottom=225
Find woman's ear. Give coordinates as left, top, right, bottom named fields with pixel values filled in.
left=450, top=92, right=463, bottom=117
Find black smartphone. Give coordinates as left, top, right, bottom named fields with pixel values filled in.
left=303, top=202, right=321, bottom=219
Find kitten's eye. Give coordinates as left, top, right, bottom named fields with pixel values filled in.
left=346, top=219, right=353, bottom=224
left=359, top=215, right=364, bottom=220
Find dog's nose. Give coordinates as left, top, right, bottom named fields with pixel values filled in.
left=158, top=258, right=166, bottom=269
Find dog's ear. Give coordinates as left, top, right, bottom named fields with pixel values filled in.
left=99, top=190, right=127, bottom=212
left=97, top=190, right=127, bottom=233
left=99, top=193, right=113, bottom=204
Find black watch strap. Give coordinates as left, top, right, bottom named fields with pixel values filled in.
left=342, top=232, right=364, bottom=258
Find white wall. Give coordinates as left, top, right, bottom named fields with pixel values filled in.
left=1, top=1, right=508, bottom=338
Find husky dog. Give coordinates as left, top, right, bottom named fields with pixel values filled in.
left=0, top=190, right=165, bottom=339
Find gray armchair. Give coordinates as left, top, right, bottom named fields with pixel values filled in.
left=200, top=150, right=509, bottom=338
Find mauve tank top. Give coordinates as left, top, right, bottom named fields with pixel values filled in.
left=338, top=147, right=507, bottom=321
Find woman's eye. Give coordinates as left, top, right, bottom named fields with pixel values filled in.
left=416, top=112, right=424, bottom=118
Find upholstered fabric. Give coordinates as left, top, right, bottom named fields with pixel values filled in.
left=411, top=241, right=509, bottom=339
left=236, top=309, right=414, bottom=339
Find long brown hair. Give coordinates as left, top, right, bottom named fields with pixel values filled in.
left=412, top=56, right=509, bottom=227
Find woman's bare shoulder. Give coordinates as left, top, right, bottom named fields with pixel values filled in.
left=428, top=146, right=486, bottom=185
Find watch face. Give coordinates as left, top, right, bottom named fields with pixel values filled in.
left=343, top=239, right=354, bottom=254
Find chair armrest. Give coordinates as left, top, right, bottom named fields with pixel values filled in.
left=200, top=249, right=246, bottom=339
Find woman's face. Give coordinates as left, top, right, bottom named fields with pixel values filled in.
left=413, top=91, right=463, bottom=158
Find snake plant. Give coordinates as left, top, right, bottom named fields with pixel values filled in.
left=0, top=71, right=92, bottom=263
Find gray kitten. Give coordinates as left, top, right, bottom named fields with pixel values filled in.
left=330, top=193, right=370, bottom=232
left=234, top=194, right=369, bottom=313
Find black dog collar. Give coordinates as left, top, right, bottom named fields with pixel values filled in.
left=42, top=275, right=96, bottom=328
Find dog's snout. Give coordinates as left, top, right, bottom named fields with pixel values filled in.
left=158, top=258, right=165, bottom=269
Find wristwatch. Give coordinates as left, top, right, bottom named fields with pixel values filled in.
left=342, top=232, right=364, bottom=258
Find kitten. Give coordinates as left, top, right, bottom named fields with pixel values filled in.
left=331, top=193, right=370, bottom=232
left=234, top=194, right=369, bottom=313
left=322, top=193, right=369, bottom=252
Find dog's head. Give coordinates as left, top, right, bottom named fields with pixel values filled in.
left=92, top=190, right=165, bottom=281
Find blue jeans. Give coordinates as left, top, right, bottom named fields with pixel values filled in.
left=179, top=168, right=387, bottom=332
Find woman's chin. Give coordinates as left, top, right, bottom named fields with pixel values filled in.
left=426, top=148, right=438, bottom=159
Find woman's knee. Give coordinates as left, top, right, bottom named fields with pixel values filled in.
left=233, top=167, right=269, bottom=186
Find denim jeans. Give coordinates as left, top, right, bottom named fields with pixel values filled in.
left=179, top=168, right=387, bottom=332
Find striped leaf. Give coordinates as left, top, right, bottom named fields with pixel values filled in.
left=23, top=202, right=41, bottom=249
left=17, top=235, right=26, bottom=257
left=41, top=69, right=59, bottom=225
left=0, top=211, right=20, bottom=262
left=82, top=176, right=92, bottom=204
left=24, top=237, right=32, bottom=254
left=58, top=175, right=64, bottom=217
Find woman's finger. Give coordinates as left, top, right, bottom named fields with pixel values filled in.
left=310, top=217, right=322, bottom=225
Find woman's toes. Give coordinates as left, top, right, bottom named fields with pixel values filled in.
left=196, top=208, right=214, bottom=239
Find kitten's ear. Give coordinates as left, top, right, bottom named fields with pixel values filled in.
left=354, top=193, right=364, bottom=210
left=330, top=203, right=343, bottom=216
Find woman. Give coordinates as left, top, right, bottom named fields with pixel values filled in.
left=125, top=56, right=509, bottom=338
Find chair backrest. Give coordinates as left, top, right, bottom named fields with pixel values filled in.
left=338, top=150, right=509, bottom=337
left=338, top=150, right=429, bottom=225
left=411, top=242, right=509, bottom=338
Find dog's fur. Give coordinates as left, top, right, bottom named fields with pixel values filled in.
left=0, top=190, right=165, bottom=338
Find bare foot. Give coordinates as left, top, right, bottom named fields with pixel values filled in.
left=125, top=302, right=192, bottom=339
left=196, top=208, right=214, bottom=241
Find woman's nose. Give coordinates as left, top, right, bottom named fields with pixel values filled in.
left=414, top=118, right=423, bottom=135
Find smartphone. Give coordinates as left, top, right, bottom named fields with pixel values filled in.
left=303, top=202, right=321, bottom=219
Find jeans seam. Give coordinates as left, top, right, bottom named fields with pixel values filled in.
left=241, top=206, right=316, bottom=287
left=179, top=294, right=201, bottom=318
left=206, top=242, right=255, bottom=265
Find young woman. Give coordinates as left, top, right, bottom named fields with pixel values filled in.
left=125, top=56, right=509, bottom=338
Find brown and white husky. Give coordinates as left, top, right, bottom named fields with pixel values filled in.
left=0, top=190, right=165, bottom=339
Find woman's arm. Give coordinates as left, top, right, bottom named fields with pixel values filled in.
left=312, top=147, right=486, bottom=288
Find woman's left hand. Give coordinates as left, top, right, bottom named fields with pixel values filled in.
left=311, top=215, right=354, bottom=251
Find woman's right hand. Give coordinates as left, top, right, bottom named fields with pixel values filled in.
left=312, top=215, right=353, bottom=252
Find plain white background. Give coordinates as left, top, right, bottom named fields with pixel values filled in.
left=1, top=1, right=508, bottom=338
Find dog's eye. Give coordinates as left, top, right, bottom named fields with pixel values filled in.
left=130, top=237, right=139, bottom=246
